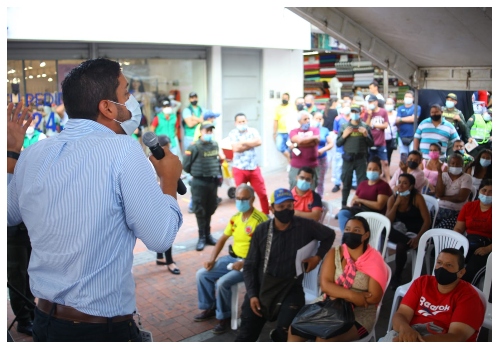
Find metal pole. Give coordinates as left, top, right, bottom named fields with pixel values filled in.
left=413, top=87, right=419, bottom=132
left=383, top=70, right=388, bottom=98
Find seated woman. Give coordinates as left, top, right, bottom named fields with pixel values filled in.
left=389, top=150, right=427, bottom=193
left=386, top=174, right=431, bottom=289
left=434, top=154, right=473, bottom=230
left=453, top=179, right=492, bottom=286
left=465, top=149, right=492, bottom=198
left=337, top=156, right=393, bottom=233
left=288, top=216, right=388, bottom=342
left=420, top=142, right=448, bottom=195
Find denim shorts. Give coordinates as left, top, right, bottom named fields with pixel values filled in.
left=369, top=146, right=388, bottom=161
left=275, top=132, right=290, bottom=153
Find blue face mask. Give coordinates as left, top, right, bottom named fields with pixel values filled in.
left=483, top=114, right=492, bottom=122
left=301, top=123, right=310, bottom=131
left=312, top=121, right=321, bottom=128
left=445, top=100, right=455, bottom=109
left=351, top=113, right=360, bottom=121
left=305, top=103, right=312, bottom=108
left=478, top=193, right=492, bottom=205
left=398, top=190, right=410, bottom=197
left=297, top=179, right=311, bottom=191
left=237, top=124, right=248, bottom=132
left=109, top=95, right=142, bottom=135
left=366, top=171, right=380, bottom=181
left=480, top=158, right=491, bottom=167
left=203, top=133, right=213, bottom=142
left=236, top=199, right=251, bottom=213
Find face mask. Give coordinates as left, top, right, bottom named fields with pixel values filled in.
left=296, top=104, right=305, bottom=111
left=297, top=179, right=311, bottom=191
left=282, top=99, right=289, bottom=105
left=110, top=95, right=142, bottom=135
left=162, top=107, right=172, bottom=115
left=351, top=113, right=360, bottom=121
left=191, top=100, right=198, bottom=106
left=368, top=103, right=376, bottom=110
left=366, top=171, right=380, bottom=181
left=398, top=189, right=411, bottom=197
left=26, top=126, right=34, bottom=135
left=429, top=151, right=440, bottom=160
left=434, top=267, right=459, bottom=285
left=236, top=199, right=251, bottom=213
left=445, top=101, right=455, bottom=109
left=300, top=123, right=310, bottom=131
left=480, top=158, right=491, bottom=167
left=478, top=193, right=492, bottom=205
left=448, top=167, right=462, bottom=175
left=342, top=232, right=363, bottom=249
left=407, top=161, right=419, bottom=169
left=456, top=149, right=465, bottom=155
left=473, top=105, right=483, bottom=114
left=237, top=124, right=248, bottom=132
left=274, top=208, right=294, bottom=224
left=385, top=105, right=394, bottom=112
left=404, top=97, right=413, bottom=105
left=483, top=114, right=492, bottom=121
left=430, top=114, right=442, bottom=122
left=312, top=121, right=321, bottom=128
left=203, top=134, right=213, bottom=142
left=342, top=107, right=351, bottom=115
left=305, top=103, right=312, bottom=108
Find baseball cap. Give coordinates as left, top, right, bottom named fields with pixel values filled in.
left=189, top=92, right=198, bottom=98
left=367, top=94, right=378, bottom=102
left=160, top=99, right=171, bottom=107
left=270, top=188, right=295, bottom=205
left=200, top=121, right=215, bottom=130
left=203, top=110, right=221, bottom=120
left=447, top=93, right=457, bottom=100
left=350, top=104, right=361, bottom=113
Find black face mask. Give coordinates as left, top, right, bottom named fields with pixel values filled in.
left=430, top=114, right=442, bottom=121
left=191, top=100, right=198, bottom=106
left=434, top=267, right=459, bottom=285
left=296, top=104, right=305, bottom=112
left=274, top=208, right=294, bottom=224
left=341, top=232, right=363, bottom=249
left=282, top=99, right=289, bottom=105
left=407, top=161, right=419, bottom=169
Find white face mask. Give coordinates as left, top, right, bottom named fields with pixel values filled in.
left=342, top=107, right=351, bottom=115
left=448, top=167, right=463, bottom=175
left=404, top=97, right=413, bottom=105
left=26, top=126, right=34, bottom=135
left=385, top=105, right=394, bottom=112
left=162, top=107, right=172, bottom=115
left=109, top=95, right=142, bottom=135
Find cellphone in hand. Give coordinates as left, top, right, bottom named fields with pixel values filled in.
left=401, top=153, right=408, bottom=164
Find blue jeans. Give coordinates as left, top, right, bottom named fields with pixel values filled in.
left=337, top=208, right=353, bottom=234
left=333, top=152, right=357, bottom=187
left=275, top=133, right=289, bottom=153
left=32, top=308, right=142, bottom=342
left=196, top=255, right=244, bottom=320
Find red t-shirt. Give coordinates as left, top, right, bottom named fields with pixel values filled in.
left=355, top=179, right=393, bottom=214
left=457, top=200, right=492, bottom=240
left=368, top=108, right=389, bottom=146
left=402, top=275, right=484, bottom=342
left=291, top=187, right=322, bottom=212
left=289, top=127, right=320, bottom=168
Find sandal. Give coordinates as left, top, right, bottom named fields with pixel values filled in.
left=167, top=263, right=180, bottom=275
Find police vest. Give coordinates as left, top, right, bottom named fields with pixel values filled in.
left=23, top=131, right=41, bottom=149
left=441, top=107, right=461, bottom=123
left=470, top=114, right=492, bottom=144
left=190, top=141, right=220, bottom=177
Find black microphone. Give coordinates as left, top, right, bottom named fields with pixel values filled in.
left=142, top=131, right=187, bottom=195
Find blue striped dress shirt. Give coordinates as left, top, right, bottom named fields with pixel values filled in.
left=8, top=118, right=183, bottom=317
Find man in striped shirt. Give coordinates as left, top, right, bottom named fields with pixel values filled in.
left=7, top=58, right=183, bottom=342
left=413, top=104, right=459, bottom=160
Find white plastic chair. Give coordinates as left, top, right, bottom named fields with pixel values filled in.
left=469, top=186, right=477, bottom=202
left=230, top=281, right=245, bottom=330
left=321, top=200, right=334, bottom=226
left=386, top=228, right=469, bottom=333
left=420, top=178, right=429, bottom=194
left=354, top=263, right=392, bottom=342
left=422, top=194, right=439, bottom=228
left=481, top=254, right=492, bottom=340
left=354, top=212, right=391, bottom=257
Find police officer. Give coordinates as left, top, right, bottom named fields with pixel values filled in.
left=441, top=92, right=470, bottom=155
left=336, top=104, right=374, bottom=208
left=467, top=104, right=492, bottom=158
left=183, top=121, right=221, bottom=251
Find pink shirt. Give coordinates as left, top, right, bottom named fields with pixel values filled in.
left=389, top=168, right=427, bottom=192
left=422, top=160, right=448, bottom=187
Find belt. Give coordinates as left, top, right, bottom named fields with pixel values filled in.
left=37, top=299, right=133, bottom=324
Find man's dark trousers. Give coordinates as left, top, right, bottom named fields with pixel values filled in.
left=340, top=154, right=368, bottom=206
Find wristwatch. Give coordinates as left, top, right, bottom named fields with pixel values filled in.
left=7, top=151, right=20, bottom=160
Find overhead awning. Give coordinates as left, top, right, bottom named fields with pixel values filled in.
left=287, top=7, right=492, bottom=91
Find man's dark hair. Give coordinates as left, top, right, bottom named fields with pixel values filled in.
left=408, top=150, right=422, bottom=160
left=405, top=90, right=415, bottom=98
left=234, top=113, right=246, bottom=121
left=440, top=248, right=465, bottom=270
left=61, top=58, right=121, bottom=121
left=282, top=92, right=290, bottom=99
left=298, top=166, right=315, bottom=179
left=369, top=80, right=379, bottom=88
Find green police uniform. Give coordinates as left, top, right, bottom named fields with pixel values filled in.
left=183, top=137, right=221, bottom=250
left=442, top=106, right=470, bottom=155
left=467, top=113, right=492, bottom=158
left=336, top=109, right=374, bottom=207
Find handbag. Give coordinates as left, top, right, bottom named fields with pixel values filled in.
left=258, top=221, right=298, bottom=322
left=400, top=136, right=413, bottom=146
left=290, top=298, right=355, bottom=339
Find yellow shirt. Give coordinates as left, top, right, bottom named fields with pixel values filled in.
left=275, top=104, right=295, bottom=133
left=223, top=208, right=268, bottom=258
